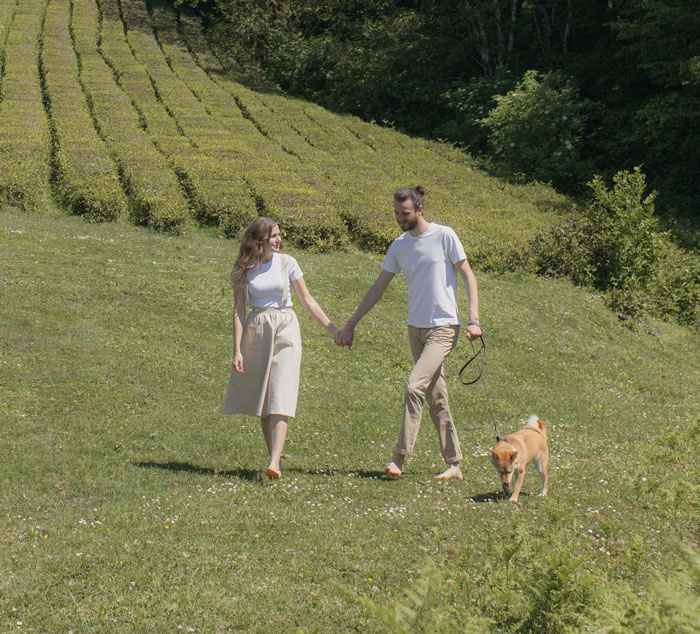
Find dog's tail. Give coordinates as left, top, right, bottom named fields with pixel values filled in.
left=526, top=414, right=547, bottom=436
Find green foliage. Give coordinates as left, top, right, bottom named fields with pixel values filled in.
left=436, top=69, right=516, bottom=152
left=479, top=70, right=590, bottom=190
left=654, top=545, right=700, bottom=633
left=649, top=244, right=700, bottom=329
left=583, top=167, right=662, bottom=292
left=533, top=167, right=665, bottom=312
left=594, top=543, right=700, bottom=633
left=512, top=550, right=599, bottom=632
left=532, top=167, right=686, bottom=318
left=339, top=559, right=490, bottom=633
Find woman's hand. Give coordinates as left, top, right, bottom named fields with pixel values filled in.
left=327, top=323, right=341, bottom=341
left=232, top=351, right=244, bottom=373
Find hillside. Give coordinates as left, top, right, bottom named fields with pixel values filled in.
left=0, top=0, right=567, bottom=268
left=1, top=208, right=699, bottom=631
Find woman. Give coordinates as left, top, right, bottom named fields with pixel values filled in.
left=222, top=216, right=340, bottom=479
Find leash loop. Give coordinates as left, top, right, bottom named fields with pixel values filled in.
left=458, top=335, right=485, bottom=385
left=459, top=334, right=501, bottom=441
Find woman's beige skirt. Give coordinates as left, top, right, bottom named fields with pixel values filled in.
left=222, top=308, right=302, bottom=417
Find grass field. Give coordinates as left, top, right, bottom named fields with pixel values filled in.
left=2, top=207, right=699, bottom=632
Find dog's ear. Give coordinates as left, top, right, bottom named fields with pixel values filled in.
left=509, top=451, right=518, bottom=464
left=490, top=449, right=498, bottom=461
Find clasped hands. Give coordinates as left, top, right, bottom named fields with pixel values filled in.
left=329, top=322, right=481, bottom=349
left=327, top=323, right=353, bottom=347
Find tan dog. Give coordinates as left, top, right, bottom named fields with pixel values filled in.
left=490, top=415, right=549, bottom=502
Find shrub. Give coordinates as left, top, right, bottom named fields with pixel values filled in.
left=479, top=70, right=591, bottom=190
left=533, top=168, right=661, bottom=291
left=140, top=0, right=347, bottom=246
left=436, top=68, right=516, bottom=152
left=649, top=245, right=700, bottom=329
left=533, top=166, right=700, bottom=325
left=338, top=559, right=490, bottom=633
left=583, top=167, right=663, bottom=292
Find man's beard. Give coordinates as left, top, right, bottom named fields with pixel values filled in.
left=401, top=218, right=418, bottom=231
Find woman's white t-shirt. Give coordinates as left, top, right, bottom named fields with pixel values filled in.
left=247, top=253, right=303, bottom=308
left=381, top=223, right=466, bottom=327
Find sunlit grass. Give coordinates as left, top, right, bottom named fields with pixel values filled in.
left=1, top=207, right=698, bottom=632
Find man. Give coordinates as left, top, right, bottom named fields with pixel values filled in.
left=338, top=186, right=482, bottom=480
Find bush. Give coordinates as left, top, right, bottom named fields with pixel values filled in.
left=533, top=166, right=700, bottom=325
left=436, top=68, right=516, bottom=152
left=479, top=70, right=591, bottom=190
left=583, top=167, right=662, bottom=292
left=72, top=0, right=190, bottom=233
left=534, top=167, right=661, bottom=292
left=649, top=244, right=700, bottom=329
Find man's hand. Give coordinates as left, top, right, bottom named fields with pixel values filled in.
left=337, top=324, right=355, bottom=348
left=466, top=322, right=482, bottom=340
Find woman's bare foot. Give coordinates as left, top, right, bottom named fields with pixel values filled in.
left=265, top=467, right=281, bottom=479
left=435, top=463, right=463, bottom=480
left=385, top=452, right=405, bottom=477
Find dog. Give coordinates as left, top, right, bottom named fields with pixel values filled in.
left=490, top=415, right=549, bottom=502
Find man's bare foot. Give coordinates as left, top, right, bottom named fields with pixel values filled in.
left=265, top=467, right=281, bottom=479
left=385, top=452, right=405, bottom=477
left=385, top=462, right=402, bottom=477
left=435, top=463, right=463, bottom=480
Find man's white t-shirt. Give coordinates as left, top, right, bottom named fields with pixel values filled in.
left=381, top=223, right=466, bottom=327
left=247, top=253, right=303, bottom=308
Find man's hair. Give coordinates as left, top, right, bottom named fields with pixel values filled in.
left=394, top=186, right=425, bottom=210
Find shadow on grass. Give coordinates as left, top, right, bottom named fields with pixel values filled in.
left=133, top=461, right=260, bottom=482
left=135, top=461, right=403, bottom=481
left=283, top=467, right=395, bottom=480
left=468, top=491, right=509, bottom=503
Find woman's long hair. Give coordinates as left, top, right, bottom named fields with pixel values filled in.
left=231, top=216, right=282, bottom=287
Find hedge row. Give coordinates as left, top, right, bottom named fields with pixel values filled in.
left=195, top=11, right=571, bottom=265
left=0, top=0, right=565, bottom=261
left=177, top=13, right=337, bottom=170
left=71, top=0, right=189, bottom=232
left=98, top=0, right=257, bottom=235
left=183, top=11, right=415, bottom=249
left=147, top=0, right=347, bottom=250
left=340, top=116, right=572, bottom=268
left=42, top=0, right=126, bottom=221
left=0, top=0, right=15, bottom=63
left=0, top=0, right=51, bottom=211
left=176, top=9, right=391, bottom=234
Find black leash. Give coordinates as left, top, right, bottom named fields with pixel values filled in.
left=458, top=335, right=501, bottom=441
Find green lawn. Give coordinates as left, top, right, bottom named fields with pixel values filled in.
left=1, top=208, right=699, bottom=632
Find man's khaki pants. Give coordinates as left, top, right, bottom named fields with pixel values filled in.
left=396, top=325, right=463, bottom=464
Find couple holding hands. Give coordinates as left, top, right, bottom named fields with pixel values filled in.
left=222, top=186, right=482, bottom=480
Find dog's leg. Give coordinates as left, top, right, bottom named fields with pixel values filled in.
left=535, top=446, right=549, bottom=497
left=509, top=466, right=525, bottom=502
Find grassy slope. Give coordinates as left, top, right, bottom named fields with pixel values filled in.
left=1, top=208, right=699, bottom=632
